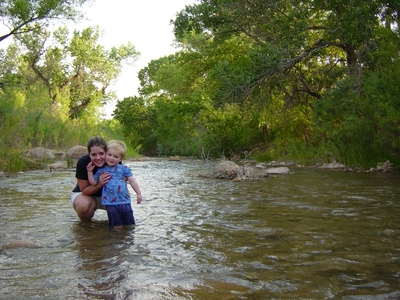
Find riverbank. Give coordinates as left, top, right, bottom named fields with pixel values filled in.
left=0, top=147, right=394, bottom=182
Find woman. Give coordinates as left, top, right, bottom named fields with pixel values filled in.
left=70, top=136, right=111, bottom=221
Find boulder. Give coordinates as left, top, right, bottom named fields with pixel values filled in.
left=199, top=160, right=292, bottom=180
left=47, top=149, right=66, bottom=159
left=2, top=240, right=42, bottom=249
left=48, top=161, right=68, bottom=171
left=217, top=160, right=242, bottom=179
left=25, top=147, right=55, bottom=159
left=265, top=167, right=291, bottom=175
left=66, top=145, right=87, bottom=159
left=320, top=161, right=346, bottom=169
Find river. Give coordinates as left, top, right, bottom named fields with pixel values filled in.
left=0, top=159, right=399, bottom=299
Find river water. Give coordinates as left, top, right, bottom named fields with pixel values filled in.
left=0, top=159, right=399, bottom=299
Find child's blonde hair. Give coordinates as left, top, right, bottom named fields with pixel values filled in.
left=107, top=140, right=127, bottom=159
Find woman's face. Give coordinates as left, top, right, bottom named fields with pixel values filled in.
left=89, top=145, right=106, bottom=167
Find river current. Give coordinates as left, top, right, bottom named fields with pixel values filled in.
left=0, top=158, right=399, bottom=299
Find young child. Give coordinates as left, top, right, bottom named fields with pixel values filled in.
left=87, top=140, right=142, bottom=229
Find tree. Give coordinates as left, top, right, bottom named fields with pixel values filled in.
left=112, top=0, right=400, bottom=163
left=0, top=0, right=90, bottom=43
left=113, top=96, right=158, bottom=156
left=125, top=54, right=208, bottom=155
left=172, top=0, right=400, bottom=95
left=15, top=26, right=139, bottom=121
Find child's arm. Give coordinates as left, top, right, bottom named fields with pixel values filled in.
left=86, top=162, right=97, bottom=186
left=128, top=176, right=142, bottom=204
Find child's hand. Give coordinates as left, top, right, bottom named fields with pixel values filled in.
left=87, top=162, right=95, bottom=172
left=137, top=194, right=142, bottom=204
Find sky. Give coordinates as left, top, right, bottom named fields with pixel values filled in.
left=75, top=0, right=196, bottom=116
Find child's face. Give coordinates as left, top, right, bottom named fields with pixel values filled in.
left=106, top=148, right=122, bottom=166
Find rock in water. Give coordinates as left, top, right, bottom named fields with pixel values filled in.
left=2, top=240, right=41, bottom=249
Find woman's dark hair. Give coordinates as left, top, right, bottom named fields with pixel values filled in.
left=87, top=136, right=107, bottom=153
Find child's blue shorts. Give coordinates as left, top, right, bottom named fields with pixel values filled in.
left=105, top=204, right=135, bottom=228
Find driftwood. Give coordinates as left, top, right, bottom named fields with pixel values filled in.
left=369, top=160, right=393, bottom=172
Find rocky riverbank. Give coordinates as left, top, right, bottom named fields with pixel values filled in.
left=0, top=146, right=394, bottom=180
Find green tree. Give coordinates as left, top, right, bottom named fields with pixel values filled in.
left=116, top=0, right=400, bottom=164
left=0, top=0, right=89, bottom=42
left=314, top=26, right=400, bottom=167
left=113, top=96, right=158, bottom=156
left=170, top=0, right=400, bottom=165
left=15, top=26, right=139, bottom=121
left=116, top=54, right=208, bottom=156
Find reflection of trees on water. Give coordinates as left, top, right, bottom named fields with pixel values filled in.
left=71, top=221, right=136, bottom=298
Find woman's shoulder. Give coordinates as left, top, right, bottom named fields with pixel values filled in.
left=76, top=154, right=90, bottom=167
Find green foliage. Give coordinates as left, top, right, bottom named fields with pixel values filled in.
left=160, top=0, right=400, bottom=167
left=0, top=103, right=130, bottom=172
left=313, top=65, right=400, bottom=167
left=113, top=96, right=158, bottom=155
left=11, top=25, right=139, bottom=121
left=0, top=146, right=41, bottom=172
left=153, top=95, right=204, bottom=156
left=0, top=0, right=89, bottom=43
left=115, top=0, right=400, bottom=167
left=2, top=0, right=400, bottom=171
left=200, top=103, right=264, bottom=157
left=0, top=18, right=139, bottom=171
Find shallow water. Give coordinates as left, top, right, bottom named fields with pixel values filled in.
left=0, top=159, right=399, bottom=299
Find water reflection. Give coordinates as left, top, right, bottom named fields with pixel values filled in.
left=71, top=221, right=136, bottom=299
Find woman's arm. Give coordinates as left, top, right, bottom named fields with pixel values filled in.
left=78, top=178, right=102, bottom=196
left=79, top=172, right=110, bottom=196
